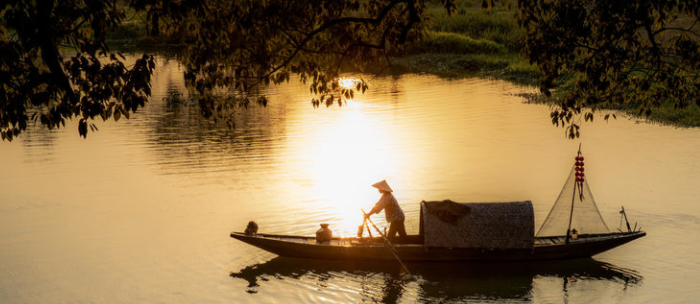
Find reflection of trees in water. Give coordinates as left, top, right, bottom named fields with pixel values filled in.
left=143, top=83, right=286, bottom=177
left=230, top=257, right=641, bottom=303
left=16, top=113, right=58, bottom=164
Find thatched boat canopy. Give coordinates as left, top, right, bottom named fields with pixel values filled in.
left=419, top=200, right=534, bottom=249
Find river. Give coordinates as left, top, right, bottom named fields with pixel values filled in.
left=1, top=54, right=699, bottom=303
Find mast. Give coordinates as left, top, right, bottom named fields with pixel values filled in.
left=565, top=174, right=577, bottom=243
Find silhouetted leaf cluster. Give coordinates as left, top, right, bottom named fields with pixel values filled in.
left=516, top=0, right=700, bottom=137
left=1, top=0, right=155, bottom=140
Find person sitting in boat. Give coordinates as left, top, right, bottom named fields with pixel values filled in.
left=570, top=228, right=579, bottom=240
left=364, top=180, right=406, bottom=239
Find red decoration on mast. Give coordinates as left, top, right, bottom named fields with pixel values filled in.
left=574, top=150, right=585, bottom=200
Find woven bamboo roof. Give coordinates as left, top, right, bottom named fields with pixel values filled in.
left=419, top=200, right=534, bottom=249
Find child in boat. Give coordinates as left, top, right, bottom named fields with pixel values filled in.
left=365, top=180, right=407, bottom=239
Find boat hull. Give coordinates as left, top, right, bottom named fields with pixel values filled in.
left=231, top=231, right=646, bottom=262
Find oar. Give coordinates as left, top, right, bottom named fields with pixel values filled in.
left=362, top=209, right=412, bottom=276
left=357, top=217, right=373, bottom=239
left=364, top=218, right=373, bottom=238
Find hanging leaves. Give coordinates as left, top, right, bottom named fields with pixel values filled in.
left=517, top=0, right=700, bottom=137
left=1, top=0, right=155, bottom=140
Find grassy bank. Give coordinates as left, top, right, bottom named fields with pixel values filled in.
left=523, top=92, right=700, bottom=128
left=106, top=6, right=188, bottom=49
left=387, top=0, right=539, bottom=85
left=389, top=52, right=539, bottom=85
left=618, top=101, right=700, bottom=128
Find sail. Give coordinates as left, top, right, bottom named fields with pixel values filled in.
left=537, top=152, right=610, bottom=237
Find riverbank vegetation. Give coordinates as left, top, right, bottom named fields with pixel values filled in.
left=391, top=0, right=539, bottom=85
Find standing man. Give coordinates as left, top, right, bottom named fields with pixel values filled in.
left=365, top=180, right=406, bottom=239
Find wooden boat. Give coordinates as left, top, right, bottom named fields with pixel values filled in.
left=232, top=149, right=646, bottom=262
left=231, top=200, right=645, bottom=262
left=231, top=230, right=645, bottom=262
left=231, top=231, right=646, bottom=262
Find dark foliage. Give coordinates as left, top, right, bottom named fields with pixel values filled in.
left=515, top=0, right=700, bottom=137
left=1, top=0, right=154, bottom=140
left=1, top=0, right=455, bottom=140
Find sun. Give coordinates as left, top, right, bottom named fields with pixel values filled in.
left=338, top=77, right=359, bottom=90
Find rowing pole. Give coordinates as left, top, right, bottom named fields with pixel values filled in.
left=361, top=209, right=412, bottom=276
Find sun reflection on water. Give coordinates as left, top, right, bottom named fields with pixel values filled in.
left=338, top=77, right=360, bottom=90
left=298, top=102, right=395, bottom=237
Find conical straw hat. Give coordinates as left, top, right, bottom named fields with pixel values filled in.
left=372, top=180, right=393, bottom=192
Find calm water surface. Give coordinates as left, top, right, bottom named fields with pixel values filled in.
left=1, top=54, right=699, bottom=303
